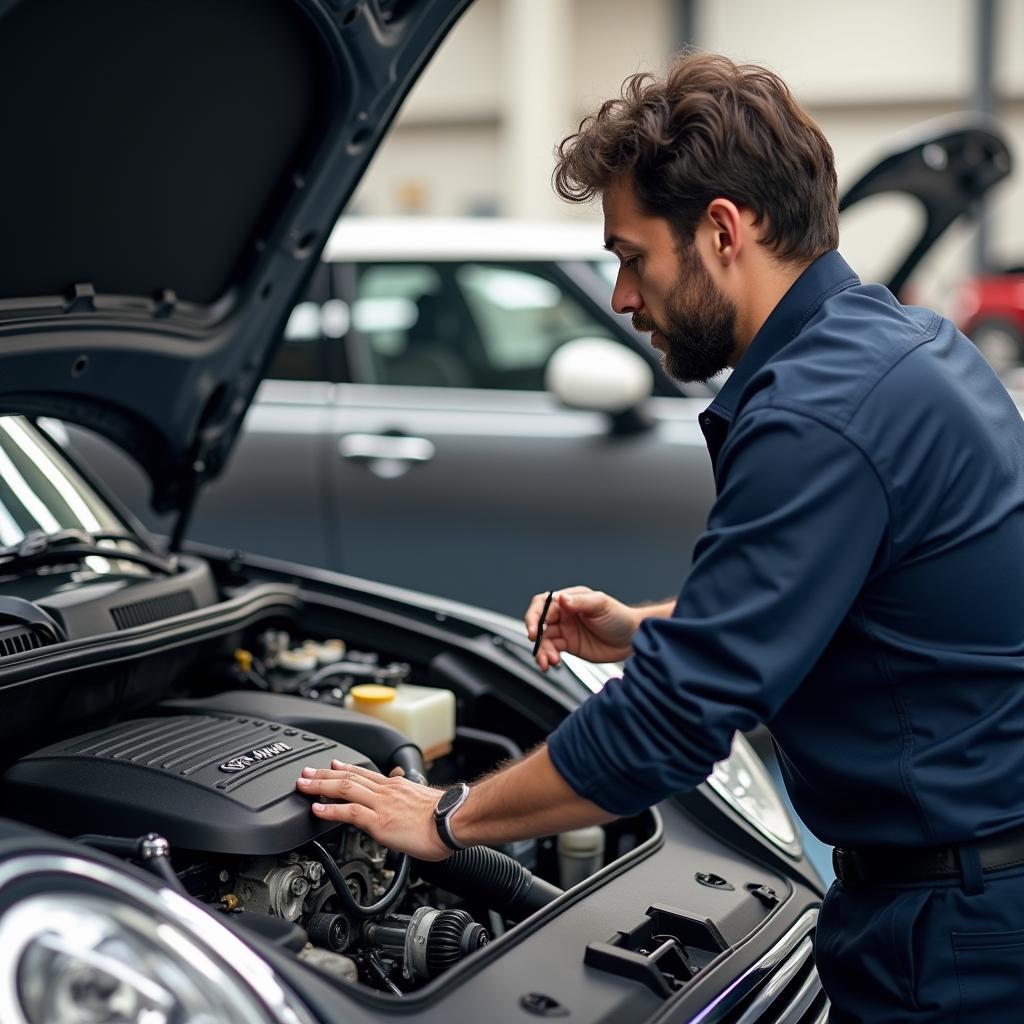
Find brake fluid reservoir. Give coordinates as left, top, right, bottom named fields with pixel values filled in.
left=557, top=826, right=605, bottom=888
left=346, top=683, right=456, bottom=761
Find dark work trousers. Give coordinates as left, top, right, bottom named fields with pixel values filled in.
left=815, top=861, right=1024, bottom=1022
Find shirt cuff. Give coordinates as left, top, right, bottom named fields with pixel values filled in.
left=547, top=679, right=709, bottom=817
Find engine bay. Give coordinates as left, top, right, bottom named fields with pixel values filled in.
left=1, top=619, right=652, bottom=997
left=0, top=430, right=802, bottom=1018
left=0, top=525, right=814, bottom=1022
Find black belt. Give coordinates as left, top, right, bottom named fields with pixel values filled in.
left=833, top=825, right=1024, bottom=888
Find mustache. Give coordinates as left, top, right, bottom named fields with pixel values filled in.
left=632, top=313, right=658, bottom=333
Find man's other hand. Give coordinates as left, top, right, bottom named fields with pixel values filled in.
left=524, top=586, right=643, bottom=670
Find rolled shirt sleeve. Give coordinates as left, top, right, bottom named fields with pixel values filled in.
left=547, top=406, right=890, bottom=815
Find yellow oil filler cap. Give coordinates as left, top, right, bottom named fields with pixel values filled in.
left=350, top=684, right=398, bottom=705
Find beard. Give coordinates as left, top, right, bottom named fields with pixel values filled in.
left=632, top=246, right=738, bottom=384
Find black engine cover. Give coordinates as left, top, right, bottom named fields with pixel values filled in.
left=3, top=714, right=374, bottom=854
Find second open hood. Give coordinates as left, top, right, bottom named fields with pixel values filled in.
left=840, top=114, right=1012, bottom=295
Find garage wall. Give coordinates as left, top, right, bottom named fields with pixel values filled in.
left=347, top=0, right=1024, bottom=306
left=699, top=0, right=1024, bottom=309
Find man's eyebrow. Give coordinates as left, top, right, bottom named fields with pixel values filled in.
left=603, top=234, right=640, bottom=253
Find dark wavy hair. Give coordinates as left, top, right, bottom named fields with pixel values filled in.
left=554, top=52, right=839, bottom=263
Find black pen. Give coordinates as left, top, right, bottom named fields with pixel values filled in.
left=532, top=590, right=555, bottom=658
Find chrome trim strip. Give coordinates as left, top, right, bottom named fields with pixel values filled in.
left=733, top=937, right=812, bottom=1024
left=0, top=853, right=315, bottom=1024
left=685, top=908, right=821, bottom=1024
left=776, top=968, right=824, bottom=1024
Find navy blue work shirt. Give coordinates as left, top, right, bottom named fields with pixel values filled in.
left=548, top=250, right=1024, bottom=848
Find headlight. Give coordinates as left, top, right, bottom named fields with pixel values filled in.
left=562, top=657, right=802, bottom=857
left=707, top=732, right=801, bottom=857
left=0, top=854, right=313, bottom=1024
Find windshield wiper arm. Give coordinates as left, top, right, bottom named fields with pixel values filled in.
left=0, top=529, right=177, bottom=576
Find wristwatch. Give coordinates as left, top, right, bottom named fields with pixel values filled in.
left=434, top=782, right=470, bottom=851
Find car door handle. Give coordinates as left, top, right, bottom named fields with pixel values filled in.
left=338, top=433, right=436, bottom=464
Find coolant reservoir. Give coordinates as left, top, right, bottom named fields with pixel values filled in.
left=345, top=683, right=456, bottom=761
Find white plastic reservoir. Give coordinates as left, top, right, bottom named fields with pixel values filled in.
left=345, top=683, right=456, bottom=761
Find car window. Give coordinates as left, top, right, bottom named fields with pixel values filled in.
left=348, top=261, right=617, bottom=391
left=356, top=264, right=442, bottom=353
left=455, top=264, right=615, bottom=389
left=351, top=263, right=480, bottom=388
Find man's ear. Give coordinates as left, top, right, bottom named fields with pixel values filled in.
left=704, top=198, right=745, bottom=267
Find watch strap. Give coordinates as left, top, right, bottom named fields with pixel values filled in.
left=434, top=783, right=470, bottom=851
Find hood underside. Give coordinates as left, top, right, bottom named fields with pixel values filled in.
left=0, top=0, right=471, bottom=513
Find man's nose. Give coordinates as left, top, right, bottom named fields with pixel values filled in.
left=611, top=273, right=642, bottom=315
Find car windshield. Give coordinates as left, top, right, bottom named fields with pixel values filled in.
left=0, top=417, right=146, bottom=574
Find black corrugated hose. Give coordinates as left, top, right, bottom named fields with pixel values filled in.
left=413, top=846, right=562, bottom=921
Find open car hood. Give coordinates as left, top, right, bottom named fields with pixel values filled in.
left=0, top=0, right=471, bottom=515
left=840, top=114, right=1012, bottom=295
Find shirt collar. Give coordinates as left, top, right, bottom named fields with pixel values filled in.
left=706, top=250, right=860, bottom=424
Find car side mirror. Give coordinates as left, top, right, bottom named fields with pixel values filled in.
left=545, top=337, right=654, bottom=433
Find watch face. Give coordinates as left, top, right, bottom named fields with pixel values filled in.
left=437, top=784, right=466, bottom=815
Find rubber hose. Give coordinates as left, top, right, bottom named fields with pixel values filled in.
left=148, top=854, right=188, bottom=895
left=74, top=833, right=190, bottom=898
left=413, top=846, right=562, bottom=921
left=310, top=839, right=410, bottom=920
left=390, top=743, right=428, bottom=785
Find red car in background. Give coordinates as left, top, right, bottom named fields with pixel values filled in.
left=954, top=266, right=1024, bottom=379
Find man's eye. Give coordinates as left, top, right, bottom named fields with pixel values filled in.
left=622, top=256, right=640, bottom=270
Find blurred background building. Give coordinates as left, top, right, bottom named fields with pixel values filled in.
left=348, top=0, right=1024, bottom=311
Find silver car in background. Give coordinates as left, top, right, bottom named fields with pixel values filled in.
left=69, top=217, right=717, bottom=615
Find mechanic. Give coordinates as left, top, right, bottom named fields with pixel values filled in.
left=297, top=52, right=1024, bottom=1021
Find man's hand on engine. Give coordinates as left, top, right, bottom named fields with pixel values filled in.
left=297, top=746, right=614, bottom=856
left=296, top=760, right=452, bottom=861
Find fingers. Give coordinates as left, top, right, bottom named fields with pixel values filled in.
left=527, top=587, right=578, bottom=668
left=524, top=590, right=554, bottom=640
left=536, top=636, right=568, bottom=671
left=329, top=760, right=390, bottom=783
left=296, top=775, right=379, bottom=803
left=525, top=585, right=594, bottom=638
left=300, top=763, right=386, bottom=789
left=309, top=800, right=377, bottom=829
left=559, top=589, right=606, bottom=615
left=525, top=587, right=577, bottom=638
left=296, top=764, right=384, bottom=803
left=296, top=761, right=453, bottom=860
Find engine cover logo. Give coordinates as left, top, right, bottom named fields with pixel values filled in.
left=219, top=741, right=293, bottom=773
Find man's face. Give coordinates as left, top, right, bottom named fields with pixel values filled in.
left=603, top=181, right=738, bottom=383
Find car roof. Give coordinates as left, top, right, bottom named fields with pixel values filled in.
left=323, top=217, right=616, bottom=263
